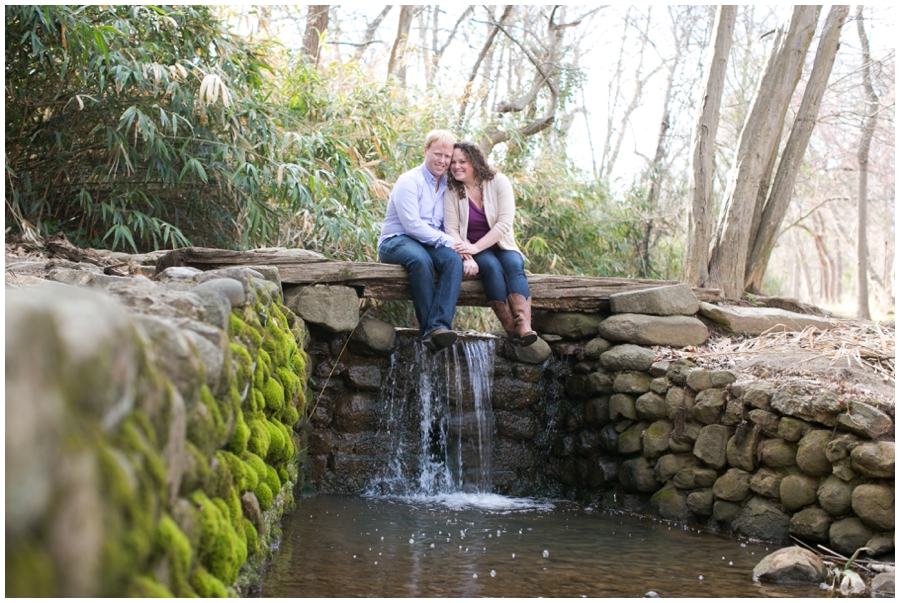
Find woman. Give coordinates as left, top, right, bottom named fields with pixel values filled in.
left=443, top=141, right=538, bottom=346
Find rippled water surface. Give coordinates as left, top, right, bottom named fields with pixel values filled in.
left=258, top=494, right=822, bottom=598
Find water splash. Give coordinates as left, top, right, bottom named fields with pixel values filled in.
left=367, top=335, right=496, bottom=497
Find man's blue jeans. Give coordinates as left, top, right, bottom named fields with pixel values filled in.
left=378, top=235, right=463, bottom=337
left=473, top=248, right=530, bottom=302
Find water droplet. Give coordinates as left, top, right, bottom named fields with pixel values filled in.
left=722, top=556, right=725, bottom=560
left=374, top=561, right=378, bottom=565
left=430, top=543, right=435, bottom=549
left=543, top=550, right=549, bottom=558
left=518, top=530, right=522, bottom=534
left=353, top=555, right=356, bottom=559
left=473, top=573, right=478, bottom=579
left=729, top=561, right=733, bottom=566
left=459, top=545, right=462, bottom=550
left=497, top=530, right=501, bottom=537
left=409, top=539, right=414, bottom=544
left=446, top=538, right=450, bottom=542
left=699, top=575, right=703, bottom=580
left=490, top=570, right=497, bottom=577
left=511, top=553, right=515, bottom=558
left=380, top=536, right=384, bottom=541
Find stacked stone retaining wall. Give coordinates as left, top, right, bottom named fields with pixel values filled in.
left=292, top=282, right=894, bottom=558
left=5, top=266, right=309, bottom=597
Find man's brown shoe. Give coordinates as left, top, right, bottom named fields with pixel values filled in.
left=423, top=328, right=457, bottom=352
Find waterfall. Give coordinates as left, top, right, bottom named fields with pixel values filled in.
left=367, top=335, right=496, bottom=497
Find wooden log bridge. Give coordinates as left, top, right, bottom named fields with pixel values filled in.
left=157, top=247, right=724, bottom=313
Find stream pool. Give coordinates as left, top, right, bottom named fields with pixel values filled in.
left=257, top=493, right=823, bottom=598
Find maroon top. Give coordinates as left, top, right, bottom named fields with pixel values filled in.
left=467, top=198, right=496, bottom=250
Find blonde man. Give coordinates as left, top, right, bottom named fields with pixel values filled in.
left=378, top=130, right=463, bottom=352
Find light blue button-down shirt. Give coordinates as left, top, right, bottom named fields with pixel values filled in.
left=378, top=163, right=455, bottom=249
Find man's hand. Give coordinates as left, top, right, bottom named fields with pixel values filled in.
left=462, top=258, right=479, bottom=277
left=452, top=241, right=479, bottom=256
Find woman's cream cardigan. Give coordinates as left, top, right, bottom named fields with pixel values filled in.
left=442, top=172, right=523, bottom=257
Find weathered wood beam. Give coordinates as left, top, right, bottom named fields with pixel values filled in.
left=157, top=247, right=723, bottom=312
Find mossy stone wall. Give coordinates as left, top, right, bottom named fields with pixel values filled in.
left=5, top=267, right=309, bottom=597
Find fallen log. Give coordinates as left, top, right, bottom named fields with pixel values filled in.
left=157, top=246, right=723, bottom=312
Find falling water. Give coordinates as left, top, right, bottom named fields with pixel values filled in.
left=367, top=335, right=496, bottom=497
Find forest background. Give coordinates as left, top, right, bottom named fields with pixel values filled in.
left=4, top=5, right=895, bottom=329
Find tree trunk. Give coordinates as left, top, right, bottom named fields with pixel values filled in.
left=353, top=6, right=394, bottom=62
left=744, top=5, right=849, bottom=294
left=302, top=5, right=331, bottom=67
left=387, top=5, right=415, bottom=84
left=855, top=6, right=876, bottom=320
left=707, top=6, right=819, bottom=299
left=683, top=6, right=736, bottom=287
left=457, top=5, right=514, bottom=129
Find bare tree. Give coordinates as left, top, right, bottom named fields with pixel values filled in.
left=683, top=6, right=736, bottom=287
left=457, top=6, right=515, bottom=128
left=706, top=6, right=820, bottom=298
left=744, top=5, right=850, bottom=293
left=352, top=6, right=394, bottom=62
left=388, top=5, right=416, bottom=84
left=855, top=6, right=878, bottom=320
left=303, top=6, right=331, bottom=67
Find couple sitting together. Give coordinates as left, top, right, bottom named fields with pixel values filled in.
left=377, top=129, right=538, bottom=353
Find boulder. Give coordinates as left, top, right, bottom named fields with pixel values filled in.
left=494, top=410, right=538, bottom=440
left=673, top=467, right=718, bottom=490
left=752, top=546, right=828, bottom=584
left=609, top=283, right=699, bottom=316
left=649, top=377, right=670, bottom=395
left=492, top=378, right=542, bottom=410
left=332, top=393, right=373, bottom=433
left=668, top=421, right=700, bottom=454
left=825, top=433, right=861, bottom=462
left=635, top=392, right=668, bottom=421
left=612, top=371, right=652, bottom=395
left=776, top=417, right=810, bottom=442
left=665, top=360, right=696, bottom=386
left=722, top=399, right=744, bottom=426
left=693, top=425, right=729, bottom=469
left=789, top=507, right=832, bottom=543
left=617, top=422, right=650, bottom=455
left=285, top=285, right=359, bottom=333
left=742, top=381, right=774, bottom=410
left=600, top=344, right=656, bottom=371
left=779, top=474, right=819, bottom=512
left=687, top=489, right=714, bottom=516
left=642, top=420, right=673, bottom=459
left=817, top=475, right=855, bottom=517
left=758, top=438, right=797, bottom=468
left=685, top=369, right=712, bottom=392
left=795, top=430, right=833, bottom=476
left=650, top=485, right=689, bottom=520
left=699, top=302, right=833, bottom=335
left=693, top=388, right=726, bottom=424
left=583, top=336, right=613, bottom=358
left=770, top=380, right=842, bottom=427
left=713, top=468, right=751, bottom=502
left=533, top=312, right=604, bottom=339
left=713, top=500, right=741, bottom=525
left=733, top=496, right=791, bottom=543
left=665, top=387, right=695, bottom=422
left=609, top=393, right=637, bottom=421
left=504, top=336, right=552, bottom=364
left=587, top=368, right=614, bottom=394
left=867, top=533, right=895, bottom=557
left=619, top=457, right=662, bottom=493
left=655, top=453, right=697, bottom=483
left=836, top=401, right=894, bottom=439
left=343, top=365, right=382, bottom=391
left=850, top=441, right=894, bottom=478
left=348, top=316, right=397, bottom=357
left=748, top=409, right=780, bottom=437
left=584, top=396, right=611, bottom=428
left=829, top=518, right=873, bottom=556
left=726, top=425, right=761, bottom=472
left=598, top=314, right=708, bottom=347
left=871, top=572, right=896, bottom=598
left=750, top=467, right=787, bottom=500
left=851, top=484, right=894, bottom=531
left=649, top=361, right=670, bottom=377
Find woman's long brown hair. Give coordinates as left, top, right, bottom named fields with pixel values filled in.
left=447, top=141, right=497, bottom=199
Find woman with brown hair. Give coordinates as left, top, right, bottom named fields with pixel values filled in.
left=443, top=141, right=538, bottom=346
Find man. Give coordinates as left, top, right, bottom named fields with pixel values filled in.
left=378, top=130, right=463, bottom=352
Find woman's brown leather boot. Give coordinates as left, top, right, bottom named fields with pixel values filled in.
left=489, top=300, right=516, bottom=340
left=507, top=293, right=538, bottom=346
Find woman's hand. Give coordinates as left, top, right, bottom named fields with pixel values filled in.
left=452, top=241, right=479, bottom=256
left=462, top=258, right=479, bottom=277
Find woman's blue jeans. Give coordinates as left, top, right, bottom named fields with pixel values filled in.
left=378, top=235, right=463, bottom=337
left=473, top=248, right=530, bottom=302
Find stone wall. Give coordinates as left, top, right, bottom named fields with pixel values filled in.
left=291, top=282, right=894, bottom=557
left=5, top=266, right=309, bottom=597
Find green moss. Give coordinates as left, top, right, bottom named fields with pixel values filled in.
left=189, top=492, right=247, bottom=586
left=277, top=367, right=299, bottom=401
left=181, top=440, right=213, bottom=494
left=226, top=410, right=250, bottom=456
left=230, top=343, right=254, bottom=403
left=156, top=514, right=192, bottom=581
left=265, top=420, right=286, bottom=461
left=242, top=451, right=267, bottom=481
left=188, top=385, right=227, bottom=456
left=277, top=468, right=289, bottom=485
left=243, top=519, right=261, bottom=557
left=254, top=482, right=273, bottom=511
left=264, top=377, right=285, bottom=413
left=5, top=545, right=57, bottom=597
left=264, top=465, right=281, bottom=495
left=129, top=575, right=175, bottom=597
left=247, top=418, right=271, bottom=458
left=218, top=450, right=249, bottom=492
left=250, top=388, right=265, bottom=413
left=281, top=405, right=300, bottom=429
left=189, top=566, right=228, bottom=598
